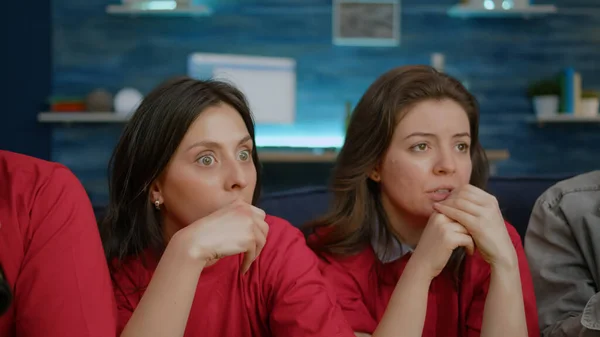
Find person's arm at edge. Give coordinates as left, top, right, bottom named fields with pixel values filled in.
left=525, top=195, right=596, bottom=337
left=16, top=166, right=117, bottom=337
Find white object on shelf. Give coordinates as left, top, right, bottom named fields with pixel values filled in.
left=448, top=4, right=557, bottom=18
left=114, top=88, right=143, bottom=117
left=188, top=53, right=296, bottom=125
left=580, top=98, right=599, bottom=117
left=533, top=95, right=559, bottom=117
left=38, top=112, right=130, bottom=123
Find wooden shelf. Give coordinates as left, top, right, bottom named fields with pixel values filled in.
left=486, top=149, right=510, bottom=162
left=448, top=4, right=557, bottom=18
left=259, top=151, right=338, bottom=163
left=259, top=149, right=510, bottom=163
left=38, top=112, right=129, bottom=123
left=526, top=114, right=600, bottom=125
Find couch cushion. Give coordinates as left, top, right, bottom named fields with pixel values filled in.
left=486, top=176, right=570, bottom=240
left=259, top=186, right=331, bottom=230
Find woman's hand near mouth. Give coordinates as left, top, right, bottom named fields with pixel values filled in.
left=432, top=184, right=517, bottom=270
left=433, top=185, right=529, bottom=337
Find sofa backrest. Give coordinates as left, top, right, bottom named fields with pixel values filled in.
left=258, top=175, right=571, bottom=244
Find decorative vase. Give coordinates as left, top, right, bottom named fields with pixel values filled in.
left=85, top=89, right=113, bottom=112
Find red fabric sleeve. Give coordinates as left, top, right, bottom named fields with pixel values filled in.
left=14, top=166, right=117, bottom=337
left=261, top=217, right=355, bottom=337
left=466, top=223, right=540, bottom=337
left=319, top=255, right=378, bottom=335
left=109, top=254, right=153, bottom=335
left=112, top=273, right=137, bottom=335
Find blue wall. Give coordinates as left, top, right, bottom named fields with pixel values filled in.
left=50, top=0, right=600, bottom=204
left=0, top=1, right=51, bottom=159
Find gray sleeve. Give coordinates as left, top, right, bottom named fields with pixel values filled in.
left=525, top=197, right=597, bottom=337
left=580, top=292, right=600, bottom=337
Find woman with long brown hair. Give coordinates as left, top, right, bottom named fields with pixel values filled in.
left=305, top=65, right=539, bottom=337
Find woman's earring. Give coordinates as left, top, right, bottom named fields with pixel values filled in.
left=154, top=200, right=161, bottom=210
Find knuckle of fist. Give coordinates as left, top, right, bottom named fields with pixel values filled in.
left=442, top=231, right=452, bottom=243
left=431, top=214, right=444, bottom=224
left=434, top=217, right=448, bottom=227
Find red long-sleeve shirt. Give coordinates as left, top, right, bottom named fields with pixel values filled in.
left=0, top=150, right=117, bottom=337
left=112, top=215, right=355, bottom=337
left=317, top=221, right=540, bottom=336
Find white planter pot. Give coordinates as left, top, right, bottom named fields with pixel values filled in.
left=580, top=98, right=599, bottom=117
left=533, top=95, right=559, bottom=117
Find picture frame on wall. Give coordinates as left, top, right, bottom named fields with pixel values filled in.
left=332, top=0, right=400, bottom=47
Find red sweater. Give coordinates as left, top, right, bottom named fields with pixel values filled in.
left=0, top=151, right=117, bottom=337
left=112, top=215, right=355, bottom=337
left=317, top=222, right=540, bottom=336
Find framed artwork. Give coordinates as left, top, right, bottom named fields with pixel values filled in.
left=332, top=0, right=401, bottom=47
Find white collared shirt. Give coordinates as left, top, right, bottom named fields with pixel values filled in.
left=370, top=219, right=414, bottom=263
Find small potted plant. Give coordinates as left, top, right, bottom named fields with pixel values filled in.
left=527, top=78, right=561, bottom=117
left=580, top=90, right=599, bottom=117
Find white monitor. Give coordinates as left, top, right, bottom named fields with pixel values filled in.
left=188, top=53, right=296, bottom=125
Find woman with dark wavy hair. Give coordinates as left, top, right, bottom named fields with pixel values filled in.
left=306, top=65, right=539, bottom=337
left=100, top=77, right=355, bottom=337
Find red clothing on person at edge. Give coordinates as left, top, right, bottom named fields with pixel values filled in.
left=112, top=215, right=355, bottom=337
left=0, top=150, right=117, bottom=337
left=316, top=221, right=540, bottom=337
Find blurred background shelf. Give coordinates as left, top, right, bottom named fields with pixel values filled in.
left=258, top=149, right=510, bottom=163
left=38, top=112, right=128, bottom=123
left=526, top=114, right=600, bottom=125
left=36, top=112, right=510, bottom=167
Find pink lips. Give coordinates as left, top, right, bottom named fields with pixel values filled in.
left=426, top=187, right=454, bottom=202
